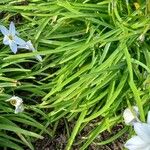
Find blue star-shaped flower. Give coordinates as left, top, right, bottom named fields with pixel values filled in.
left=0, top=22, right=26, bottom=53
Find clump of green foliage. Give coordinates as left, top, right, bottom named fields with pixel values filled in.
left=0, top=0, right=150, bottom=149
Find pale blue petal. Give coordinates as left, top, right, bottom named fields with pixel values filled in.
left=16, top=31, right=19, bottom=35
left=134, top=122, right=150, bottom=143
left=17, top=45, right=27, bottom=49
left=14, top=36, right=26, bottom=45
left=147, top=111, right=150, bottom=125
left=124, top=136, right=149, bottom=150
left=145, top=146, right=150, bottom=150
left=17, top=43, right=30, bottom=50
left=9, top=42, right=17, bottom=54
left=26, top=40, right=35, bottom=51
left=3, top=36, right=9, bottom=45
left=9, top=22, right=16, bottom=36
left=36, top=55, right=42, bottom=62
left=0, top=25, right=9, bottom=35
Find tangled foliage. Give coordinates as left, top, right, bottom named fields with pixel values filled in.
left=0, top=0, right=150, bottom=149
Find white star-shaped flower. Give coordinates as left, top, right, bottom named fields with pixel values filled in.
left=6, top=96, right=24, bottom=114
left=124, top=111, right=150, bottom=150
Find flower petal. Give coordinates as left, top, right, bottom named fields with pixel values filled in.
left=9, top=22, right=16, bottom=36
left=6, top=96, right=23, bottom=107
left=35, top=55, right=42, bottom=62
left=26, top=40, right=35, bottom=51
left=17, top=44, right=28, bottom=50
left=124, top=136, right=150, bottom=150
left=0, top=25, right=9, bottom=35
left=16, top=31, right=19, bottom=35
left=14, top=36, right=26, bottom=46
left=147, top=111, right=150, bottom=125
left=134, top=122, right=150, bottom=143
left=9, top=42, right=17, bottom=54
left=3, top=36, right=9, bottom=45
left=15, top=104, right=24, bottom=114
left=13, top=96, right=23, bottom=107
left=123, top=107, right=139, bottom=125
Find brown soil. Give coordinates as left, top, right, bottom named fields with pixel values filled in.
left=31, top=124, right=128, bottom=150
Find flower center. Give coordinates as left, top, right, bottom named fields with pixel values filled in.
left=8, top=35, right=13, bottom=40
left=10, top=99, right=17, bottom=106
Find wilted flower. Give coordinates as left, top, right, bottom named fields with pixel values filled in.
left=0, top=22, right=26, bottom=53
left=18, top=40, right=42, bottom=62
left=134, top=2, right=140, bottom=10
left=51, top=15, right=57, bottom=25
left=6, top=96, right=24, bottom=114
left=138, top=34, right=145, bottom=42
left=123, top=106, right=139, bottom=125
left=124, top=111, right=150, bottom=150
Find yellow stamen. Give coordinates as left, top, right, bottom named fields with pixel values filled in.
left=10, top=99, right=17, bottom=106
left=8, top=35, right=13, bottom=40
